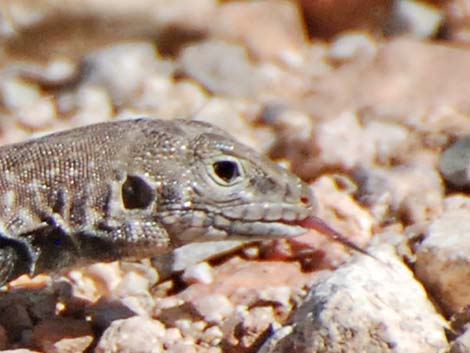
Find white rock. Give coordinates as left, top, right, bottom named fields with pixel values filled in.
left=1, top=77, right=41, bottom=111
left=415, top=209, right=470, bottom=315
left=259, top=245, right=448, bottom=353
left=85, top=42, right=173, bottom=104
left=329, top=32, right=377, bottom=62
left=151, top=240, right=245, bottom=279
left=95, top=316, right=165, bottom=353
left=192, top=294, right=234, bottom=323
left=181, top=262, right=214, bottom=285
left=393, top=0, right=443, bottom=38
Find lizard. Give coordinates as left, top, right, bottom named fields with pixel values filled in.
left=0, top=118, right=367, bottom=286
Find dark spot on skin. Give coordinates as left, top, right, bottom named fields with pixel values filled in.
left=122, top=175, right=154, bottom=209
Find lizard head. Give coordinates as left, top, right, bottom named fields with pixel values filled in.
left=140, top=119, right=317, bottom=245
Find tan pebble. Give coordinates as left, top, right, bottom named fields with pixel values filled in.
left=95, top=316, right=165, bottom=353
left=182, top=262, right=214, bottom=285
left=166, top=343, right=197, bottom=353
left=1, top=77, right=41, bottom=111
left=174, top=319, right=202, bottom=338
left=161, top=327, right=182, bottom=346
left=415, top=209, right=470, bottom=315
left=192, top=294, right=234, bottom=323
left=201, top=326, right=223, bottom=346
left=18, top=96, right=57, bottom=129
left=114, top=271, right=151, bottom=296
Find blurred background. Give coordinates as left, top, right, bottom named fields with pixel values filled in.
left=1, top=2, right=470, bottom=352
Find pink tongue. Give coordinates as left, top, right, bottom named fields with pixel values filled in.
left=295, top=216, right=369, bottom=255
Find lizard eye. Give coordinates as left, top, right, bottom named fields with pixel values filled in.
left=212, top=159, right=242, bottom=185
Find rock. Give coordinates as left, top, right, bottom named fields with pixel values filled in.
left=30, top=318, right=93, bottom=353
left=450, top=326, right=470, bottom=353
left=354, top=163, right=444, bottom=224
left=310, top=175, right=373, bottom=254
left=313, top=112, right=410, bottom=172
left=0, top=0, right=217, bottom=58
left=439, top=136, right=470, bottom=189
left=305, top=38, right=470, bottom=127
left=85, top=299, right=136, bottom=332
left=182, top=262, right=214, bottom=285
left=445, top=0, right=470, bottom=42
left=389, top=0, right=443, bottom=38
left=415, top=209, right=470, bottom=315
left=298, top=0, right=394, bottom=37
left=179, top=40, right=308, bottom=100
left=151, top=240, right=246, bottom=279
left=192, top=294, right=233, bottom=323
left=179, top=40, right=263, bottom=97
left=95, top=316, right=166, bottom=353
left=84, top=42, right=174, bottom=105
left=211, top=0, right=307, bottom=64
left=67, top=262, right=122, bottom=301
left=222, top=306, right=278, bottom=349
left=259, top=245, right=448, bottom=353
left=328, top=32, right=378, bottom=63
left=280, top=110, right=411, bottom=179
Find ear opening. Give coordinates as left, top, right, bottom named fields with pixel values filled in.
left=121, top=175, right=154, bottom=210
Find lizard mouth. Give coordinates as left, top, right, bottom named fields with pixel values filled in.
left=211, top=213, right=367, bottom=254
left=160, top=206, right=366, bottom=254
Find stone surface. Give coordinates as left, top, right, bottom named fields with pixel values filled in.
left=415, top=209, right=470, bottom=315
left=259, top=245, right=448, bottom=353
left=355, top=164, right=444, bottom=224
left=439, top=136, right=470, bottom=189
left=151, top=240, right=246, bottom=279
left=95, top=316, right=165, bottom=353
left=305, top=38, right=470, bottom=124
left=211, top=0, right=307, bottom=64
left=390, top=0, right=443, bottom=38
left=30, top=318, right=93, bottom=353
left=181, top=262, right=214, bottom=285
left=450, top=326, right=470, bottom=353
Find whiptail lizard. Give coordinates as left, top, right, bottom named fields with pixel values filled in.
left=0, top=118, right=367, bottom=286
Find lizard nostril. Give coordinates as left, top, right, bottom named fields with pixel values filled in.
left=300, top=196, right=310, bottom=205
left=298, top=183, right=315, bottom=209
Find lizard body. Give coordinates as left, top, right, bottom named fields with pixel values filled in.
left=0, top=118, right=362, bottom=286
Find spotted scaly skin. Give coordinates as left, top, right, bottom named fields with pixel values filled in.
left=0, top=118, right=325, bottom=285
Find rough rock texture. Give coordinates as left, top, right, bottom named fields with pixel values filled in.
left=415, top=209, right=470, bottom=316
left=439, top=136, right=470, bottom=189
left=259, top=246, right=448, bottom=353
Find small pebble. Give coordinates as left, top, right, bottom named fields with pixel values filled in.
left=193, top=294, right=234, bottom=323
left=181, top=262, right=214, bottom=285
left=439, top=136, right=470, bottom=189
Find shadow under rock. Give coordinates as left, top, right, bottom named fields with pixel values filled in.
left=0, top=280, right=136, bottom=349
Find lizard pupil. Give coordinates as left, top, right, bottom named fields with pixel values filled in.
left=212, top=160, right=240, bottom=183
left=121, top=175, right=154, bottom=209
